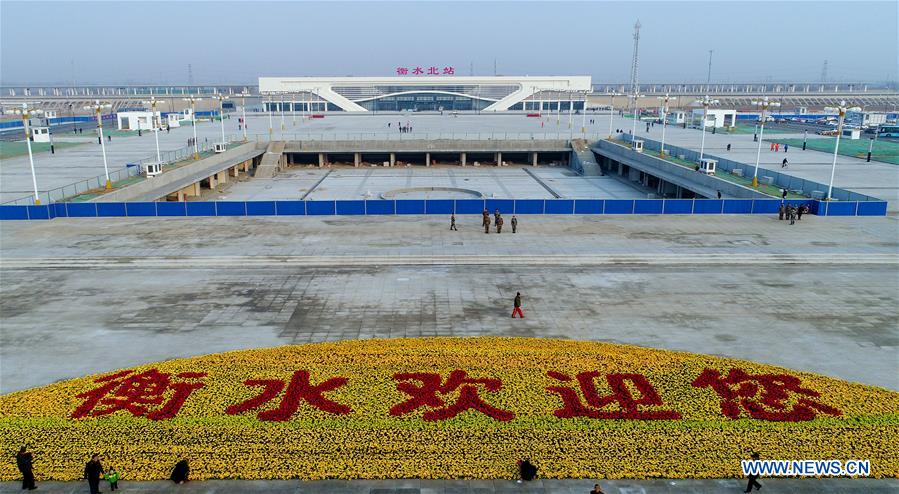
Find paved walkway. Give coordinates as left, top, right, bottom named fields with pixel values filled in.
left=1, top=478, right=896, bottom=493
left=2, top=215, right=896, bottom=393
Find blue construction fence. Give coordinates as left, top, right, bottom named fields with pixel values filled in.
left=0, top=198, right=887, bottom=221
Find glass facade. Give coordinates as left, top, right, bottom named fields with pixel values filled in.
left=357, top=93, right=493, bottom=112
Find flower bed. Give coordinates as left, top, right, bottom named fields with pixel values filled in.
left=1, top=337, right=897, bottom=480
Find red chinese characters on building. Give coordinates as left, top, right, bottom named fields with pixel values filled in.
left=546, top=371, right=681, bottom=420
left=692, top=368, right=842, bottom=422
left=72, top=369, right=207, bottom=420
left=412, top=66, right=424, bottom=75
left=396, top=67, right=408, bottom=75
left=427, top=66, right=439, bottom=75
left=390, top=370, right=515, bottom=421
left=443, top=66, right=455, bottom=75
left=226, top=370, right=351, bottom=421
left=395, top=66, right=454, bottom=76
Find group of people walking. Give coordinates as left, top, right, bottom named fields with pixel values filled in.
left=15, top=445, right=190, bottom=492
left=449, top=209, right=519, bottom=234
left=779, top=202, right=808, bottom=225
left=389, top=121, right=413, bottom=133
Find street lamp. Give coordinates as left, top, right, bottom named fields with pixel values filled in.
left=657, top=92, right=671, bottom=156
left=630, top=92, right=645, bottom=139
left=141, top=97, right=162, bottom=163
left=267, top=95, right=274, bottom=138
left=182, top=96, right=202, bottom=159
left=239, top=90, right=249, bottom=141
left=827, top=101, right=848, bottom=201
left=695, top=95, right=719, bottom=161
left=750, top=96, right=781, bottom=187
left=214, top=94, right=229, bottom=147
left=85, top=100, right=113, bottom=189
left=291, top=94, right=297, bottom=126
left=279, top=94, right=285, bottom=131
left=607, top=91, right=622, bottom=138
left=581, top=90, right=588, bottom=135
left=15, top=103, right=42, bottom=204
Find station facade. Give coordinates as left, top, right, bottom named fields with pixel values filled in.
left=258, top=75, right=591, bottom=113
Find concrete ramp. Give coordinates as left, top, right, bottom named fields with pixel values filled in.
left=254, top=141, right=286, bottom=178
left=570, top=139, right=603, bottom=176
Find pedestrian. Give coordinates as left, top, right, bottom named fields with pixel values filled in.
left=781, top=188, right=788, bottom=200
left=789, top=205, right=796, bottom=225
left=106, top=466, right=120, bottom=491
left=769, top=142, right=775, bottom=151
left=517, top=458, right=537, bottom=481
left=496, top=214, right=504, bottom=233
left=16, top=445, right=36, bottom=491
left=511, top=215, right=518, bottom=233
left=450, top=214, right=457, bottom=231
left=727, top=143, right=731, bottom=151
left=170, top=459, right=190, bottom=484
left=778, top=203, right=785, bottom=221
left=512, top=292, right=524, bottom=318
left=717, top=190, right=722, bottom=199
left=784, top=143, right=788, bottom=153
left=744, top=452, right=762, bottom=492
left=590, top=484, right=606, bottom=494
left=79, top=127, right=83, bottom=134
left=494, top=209, right=500, bottom=225
left=798, top=204, right=808, bottom=220
left=775, top=143, right=780, bottom=152
left=84, top=454, right=104, bottom=494
left=782, top=158, right=788, bottom=168
left=107, top=134, right=111, bottom=142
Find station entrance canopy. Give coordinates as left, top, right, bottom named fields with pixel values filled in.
left=258, top=75, right=592, bottom=112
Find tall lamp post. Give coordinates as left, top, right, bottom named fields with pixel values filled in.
left=267, top=95, right=274, bottom=138
left=750, top=96, right=780, bottom=187
left=182, top=96, right=202, bottom=159
left=279, top=94, right=285, bottom=131
left=291, top=94, right=297, bottom=126
left=827, top=102, right=847, bottom=201
left=581, top=90, right=588, bottom=135
left=141, top=97, right=162, bottom=163
left=695, top=95, right=719, bottom=161
left=657, top=92, right=671, bottom=156
left=239, top=90, right=249, bottom=141
left=17, top=103, right=42, bottom=204
left=630, top=92, right=645, bottom=139
left=214, top=94, right=229, bottom=146
left=607, top=91, right=621, bottom=138
left=86, top=100, right=113, bottom=189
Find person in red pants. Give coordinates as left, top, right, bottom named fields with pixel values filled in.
left=512, top=292, right=524, bottom=318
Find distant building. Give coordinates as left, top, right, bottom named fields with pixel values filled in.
left=116, top=111, right=161, bottom=131
left=690, top=108, right=737, bottom=128
left=845, top=111, right=887, bottom=128
left=258, top=75, right=591, bottom=112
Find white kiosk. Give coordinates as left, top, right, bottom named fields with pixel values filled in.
left=631, top=138, right=644, bottom=153
left=142, top=162, right=162, bottom=177
left=214, top=143, right=227, bottom=153
left=31, top=126, right=51, bottom=143
left=699, top=158, right=717, bottom=176
left=166, top=114, right=182, bottom=128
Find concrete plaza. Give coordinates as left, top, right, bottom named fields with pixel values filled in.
left=1, top=215, right=896, bottom=394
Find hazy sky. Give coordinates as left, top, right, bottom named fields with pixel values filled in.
left=1, top=1, right=896, bottom=85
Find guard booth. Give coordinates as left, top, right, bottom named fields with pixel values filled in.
left=699, top=158, right=717, bottom=175
left=166, top=114, right=182, bottom=128
left=31, top=126, right=51, bottom=142
left=632, top=139, right=644, bottom=153
left=142, top=162, right=162, bottom=177
left=214, top=143, right=227, bottom=153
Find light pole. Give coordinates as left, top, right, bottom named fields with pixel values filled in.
left=182, top=96, right=202, bottom=159
left=215, top=93, right=229, bottom=146
left=827, top=102, right=847, bottom=201
left=142, top=97, right=162, bottom=163
left=657, top=92, right=670, bottom=156
left=867, top=128, right=878, bottom=162
left=581, top=90, right=588, bottom=135
left=607, top=91, right=621, bottom=138
left=86, top=100, right=113, bottom=189
left=291, top=94, right=297, bottom=126
left=630, top=92, right=645, bottom=139
left=695, top=95, right=719, bottom=161
left=267, top=95, right=274, bottom=138
left=279, top=94, right=285, bottom=131
left=239, top=90, right=249, bottom=141
left=750, top=96, right=780, bottom=187
left=18, top=103, right=41, bottom=204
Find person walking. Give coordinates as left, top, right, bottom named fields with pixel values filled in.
left=778, top=203, right=785, bottom=221
left=16, top=445, right=36, bottom=490
left=789, top=205, right=797, bottom=225
left=781, top=188, right=788, bottom=200
left=450, top=214, right=457, bottom=231
left=726, top=143, right=731, bottom=151
left=782, top=158, right=788, bottom=168
left=775, top=143, right=780, bottom=152
left=482, top=209, right=490, bottom=234
left=590, top=484, right=606, bottom=494
left=496, top=214, right=504, bottom=234
left=84, top=454, right=104, bottom=494
left=717, top=190, right=722, bottom=199
left=512, top=292, right=524, bottom=318
left=798, top=204, right=807, bottom=220
left=511, top=215, right=518, bottom=233
left=784, top=143, right=788, bottom=153
left=744, top=452, right=762, bottom=492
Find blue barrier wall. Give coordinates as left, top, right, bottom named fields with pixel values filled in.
left=0, top=198, right=887, bottom=221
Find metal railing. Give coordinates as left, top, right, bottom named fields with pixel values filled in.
left=2, top=138, right=242, bottom=205
left=243, top=131, right=602, bottom=142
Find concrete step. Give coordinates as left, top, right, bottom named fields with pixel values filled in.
left=254, top=141, right=286, bottom=178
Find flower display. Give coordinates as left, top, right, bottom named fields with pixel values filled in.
left=1, top=337, right=897, bottom=481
